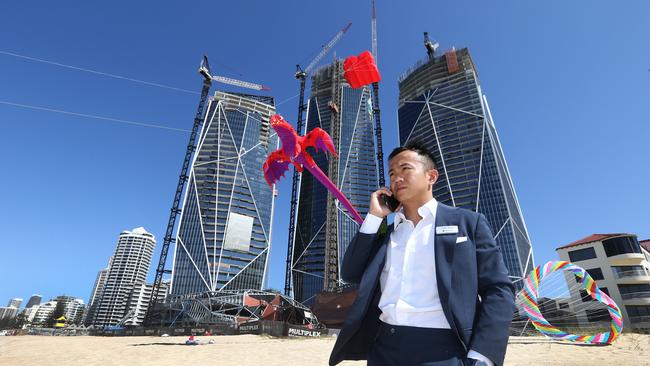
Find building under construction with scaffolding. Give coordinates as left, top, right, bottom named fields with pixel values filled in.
left=288, top=60, right=381, bottom=306
left=169, top=90, right=278, bottom=297
left=148, top=90, right=283, bottom=325
left=282, top=3, right=384, bottom=308
left=397, top=44, right=534, bottom=288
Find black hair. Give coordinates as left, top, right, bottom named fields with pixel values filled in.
left=388, top=140, right=437, bottom=170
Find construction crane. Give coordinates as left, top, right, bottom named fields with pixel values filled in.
left=424, top=32, right=440, bottom=60
left=200, top=56, right=271, bottom=90
left=144, top=55, right=270, bottom=325
left=371, top=0, right=378, bottom=63
left=297, top=22, right=352, bottom=79
left=371, top=0, right=385, bottom=188
left=211, top=75, right=270, bottom=91
left=284, top=22, right=352, bottom=297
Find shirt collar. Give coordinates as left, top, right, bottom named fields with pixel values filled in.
left=394, top=198, right=438, bottom=228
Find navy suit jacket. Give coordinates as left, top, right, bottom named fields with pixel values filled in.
left=329, top=202, right=515, bottom=366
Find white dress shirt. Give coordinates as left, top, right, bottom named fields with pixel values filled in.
left=359, top=198, right=494, bottom=366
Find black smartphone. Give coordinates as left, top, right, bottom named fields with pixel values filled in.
left=380, top=192, right=400, bottom=212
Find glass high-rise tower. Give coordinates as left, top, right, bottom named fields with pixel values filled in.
left=170, top=91, right=278, bottom=296
left=398, top=48, right=533, bottom=287
left=290, top=61, right=380, bottom=305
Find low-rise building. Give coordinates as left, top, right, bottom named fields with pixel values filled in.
left=557, top=233, right=650, bottom=329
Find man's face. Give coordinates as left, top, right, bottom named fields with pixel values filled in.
left=388, top=150, right=438, bottom=203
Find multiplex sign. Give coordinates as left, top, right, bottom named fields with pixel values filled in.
left=287, top=326, right=322, bottom=337
left=238, top=322, right=260, bottom=334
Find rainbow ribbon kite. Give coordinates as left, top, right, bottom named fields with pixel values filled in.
left=517, top=261, right=623, bottom=344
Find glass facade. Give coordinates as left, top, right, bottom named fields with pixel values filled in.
left=618, top=284, right=650, bottom=300
left=291, top=62, right=380, bottom=305
left=567, top=247, right=597, bottom=262
left=626, top=305, right=650, bottom=322
left=397, top=48, right=533, bottom=287
left=612, top=265, right=647, bottom=279
left=602, top=235, right=642, bottom=257
left=170, top=91, right=278, bottom=296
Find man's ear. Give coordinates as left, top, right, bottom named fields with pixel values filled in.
left=428, top=169, right=439, bottom=186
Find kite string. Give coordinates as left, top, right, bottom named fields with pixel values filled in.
left=0, top=100, right=190, bottom=133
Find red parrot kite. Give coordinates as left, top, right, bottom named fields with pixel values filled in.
left=263, top=114, right=363, bottom=225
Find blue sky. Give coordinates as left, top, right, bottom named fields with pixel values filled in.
left=1, top=1, right=648, bottom=305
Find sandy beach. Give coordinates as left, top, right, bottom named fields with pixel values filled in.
left=1, top=333, right=649, bottom=365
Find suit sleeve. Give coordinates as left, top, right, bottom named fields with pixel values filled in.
left=468, top=213, right=516, bottom=366
left=340, top=215, right=384, bottom=284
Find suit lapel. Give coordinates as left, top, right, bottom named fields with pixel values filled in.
left=354, top=224, right=393, bottom=321
left=434, top=204, right=460, bottom=333
left=369, top=225, right=392, bottom=278
left=360, top=224, right=393, bottom=296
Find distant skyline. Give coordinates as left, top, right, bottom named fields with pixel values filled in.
left=1, top=1, right=648, bottom=304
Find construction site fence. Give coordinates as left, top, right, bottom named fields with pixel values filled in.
left=86, top=321, right=335, bottom=338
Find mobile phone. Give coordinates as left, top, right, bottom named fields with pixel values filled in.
left=380, top=192, right=400, bottom=212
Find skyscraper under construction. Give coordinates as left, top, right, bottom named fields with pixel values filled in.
left=289, top=61, right=381, bottom=306
left=397, top=44, right=534, bottom=287
left=169, top=91, right=279, bottom=296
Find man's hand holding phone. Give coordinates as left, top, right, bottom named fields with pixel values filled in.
left=369, top=187, right=401, bottom=218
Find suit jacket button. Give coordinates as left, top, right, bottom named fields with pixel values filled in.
left=390, top=328, right=395, bottom=334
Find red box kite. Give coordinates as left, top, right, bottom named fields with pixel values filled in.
left=343, top=51, right=381, bottom=89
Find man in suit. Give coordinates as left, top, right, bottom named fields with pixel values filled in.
left=329, top=141, right=515, bottom=366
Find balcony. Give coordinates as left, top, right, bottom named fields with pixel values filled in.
left=621, top=292, right=650, bottom=305
left=614, top=269, right=650, bottom=283
left=629, top=316, right=650, bottom=328
left=607, top=253, right=645, bottom=266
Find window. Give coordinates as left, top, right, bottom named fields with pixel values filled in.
left=586, top=309, right=610, bottom=323
left=600, top=287, right=610, bottom=296
left=618, top=284, right=650, bottom=300
left=612, top=266, right=646, bottom=278
left=626, top=305, right=650, bottom=320
left=568, top=247, right=597, bottom=262
left=585, top=267, right=604, bottom=280
left=603, top=236, right=641, bottom=257
left=618, top=284, right=650, bottom=294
